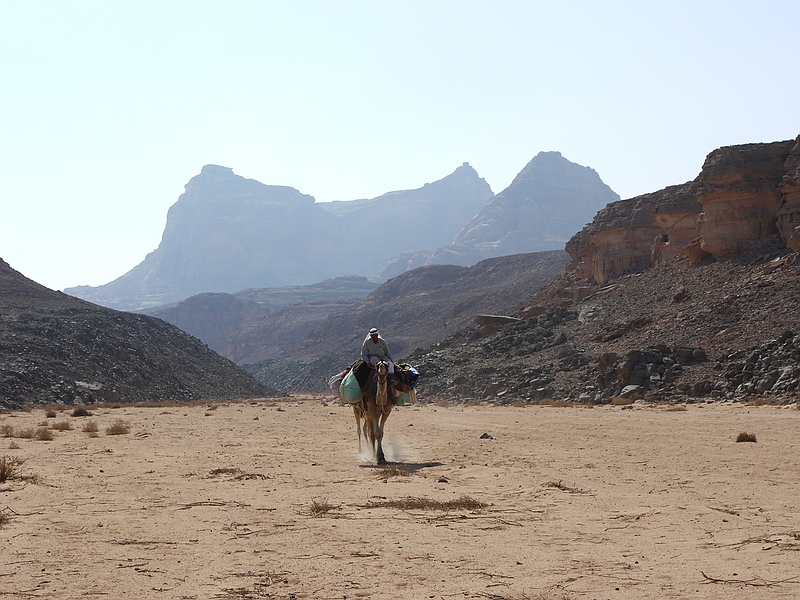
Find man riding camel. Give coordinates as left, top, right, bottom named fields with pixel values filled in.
left=361, top=327, right=395, bottom=375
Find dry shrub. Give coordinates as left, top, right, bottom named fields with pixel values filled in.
left=71, top=407, right=92, bottom=417
left=51, top=421, right=73, bottom=431
left=308, top=498, right=338, bottom=517
left=1, top=425, right=14, bottom=438
left=539, top=399, right=575, bottom=408
left=34, top=427, right=54, bottom=441
left=207, top=467, right=267, bottom=481
left=736, top=432, right=757, bottom=443
left=746, top=397, right=782, bottom=407
left=434, top=399, right=450, bottom=408
left=45, top=410, right=57, bottom=418
left=0, top=455, right=25, bottom=482
left=367, top=495, right=484, bottom=512
left=8, top=441, right=20, bottom=450
left=544, top=480, right=589, bottom=494
left=15, top=428, right=34, bottom=439
left=105, top=419, right=130, bottom=435
left=0, top=507, right=12, bottom=528
left=376, top=466, right=412, bottom=479
left=610, top=396, right=635, bottom=406
left=82, top=421, right=99, bottom=436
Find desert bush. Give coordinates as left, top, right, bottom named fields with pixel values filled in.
left=308, top=498, right=338, bottom=517
left=82, top=421, right=99, bottom=437
left=544, top=481, right=589, bottom=494
left=539, top=399, right=576, bottom=407
left=15, top=428, right=34, bottom=439
left=0, top=507, right=11, bottom=528
left=736, top=432, right=757, bottom=443
left=0, top=455, right=24, bottom=482
left=1, top=425, right=14, bottom=438
left=376, top=466, right=412, bottom=479
left=8, top=441, right=20, bottom=450
left=34, top=427, right=54, bottom=441
left=51, top=421, right=73, bottom=431
left=71, top=408, right=92, bottom=417
left=105, top=419, right=130, bottom=435
left=610, top=396, right=635, bottom=406
left=45, top=410, right=57, bottom=418
left=365, top=495, right=485, bottom=512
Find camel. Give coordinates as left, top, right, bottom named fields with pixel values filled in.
left=355, top=359, right=393, bottom=464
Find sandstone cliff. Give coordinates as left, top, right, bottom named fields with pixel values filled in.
left=567, top=136, right=800, bottom=285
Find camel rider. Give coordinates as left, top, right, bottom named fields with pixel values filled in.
left=361, top=328, right=395, bottom=375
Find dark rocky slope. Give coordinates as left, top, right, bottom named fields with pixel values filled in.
left=244, top=250, right=570, bottom=392
left=142, top=276, right=378, bottom=362
left=0, top=259, right=277, bottom=410
left=414, top=243, right=800, bottom=404
left=411, top=136, right=800, bottom=405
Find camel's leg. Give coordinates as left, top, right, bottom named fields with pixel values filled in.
left=352, top=404, right=363, bottom=454
left=375, top=405, right=393, bottom=465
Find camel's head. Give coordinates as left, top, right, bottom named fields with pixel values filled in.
left=376, top=359, right=389, bottom=379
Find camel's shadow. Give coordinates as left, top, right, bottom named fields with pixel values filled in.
left=359, top=461, right=444, bottom=472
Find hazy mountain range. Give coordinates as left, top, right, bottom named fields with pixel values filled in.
left=65, top=153, right=618, bottom=311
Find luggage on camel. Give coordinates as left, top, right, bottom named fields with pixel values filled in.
left=340, top=368, right=363, bottom=404
left=332, top=359, right=420, bottom=406
left=328, top=368, right=348, bottom=400
left=391, top=363, right=420, bottom=405
left=337, top=359, right=373, bottom=404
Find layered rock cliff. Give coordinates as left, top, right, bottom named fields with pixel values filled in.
left=567, top=136, right=800, bottom=285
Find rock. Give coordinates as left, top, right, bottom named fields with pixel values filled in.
left=618, top=385, right=645, bottom=399
left=566, top=183, right=700, bottom=285
left=566, top=137, right=800, bottom=285
left=390, top=152, right=620, bottom=275
left=694, top=140, right=796, bottom=257
left=0, top=259, right=277, bottom=410
left=68, top=163, right=494, bottom=311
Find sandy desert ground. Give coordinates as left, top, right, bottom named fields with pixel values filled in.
left=2, top=397, right=800, bottom=600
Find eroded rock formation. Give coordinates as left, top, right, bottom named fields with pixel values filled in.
left=567, top=136, right=800, bottom=285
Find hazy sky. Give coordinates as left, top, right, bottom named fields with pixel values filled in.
left=2, top=1, right=798, bottom=292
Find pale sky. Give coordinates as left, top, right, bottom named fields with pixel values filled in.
left=2, top=1, right=798, bottom=292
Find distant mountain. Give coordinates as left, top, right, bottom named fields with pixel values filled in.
left=379, top=152, right=619, bottom=278
left=66, top=163, right=493, bottom=311
left=0, top=258, right=277, bottom=410
left=242, top=250, right=570, bottom=392
left=405, top=135, right=800, bottom=406
left=142, top=275, right=379, bottom=362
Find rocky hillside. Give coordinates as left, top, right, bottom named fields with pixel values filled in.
left=379, top=152, right=619, bottom=277
left=0, top=258, right=278, bottom=410
left=142, top=276, right=378, bottom=361
left=411, top=136, right=800, bottom=405
left=243, top=250, right=570, bottom=392
left=65, top=163, right=493, bottom=311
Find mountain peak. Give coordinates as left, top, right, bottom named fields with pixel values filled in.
left=201, top=164, right=234, bottom=174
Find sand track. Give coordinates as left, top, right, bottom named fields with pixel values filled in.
left=2, top=398, right=800, bottom=599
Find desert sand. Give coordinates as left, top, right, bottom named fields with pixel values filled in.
left=2, top=398, right=800, bottom=599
